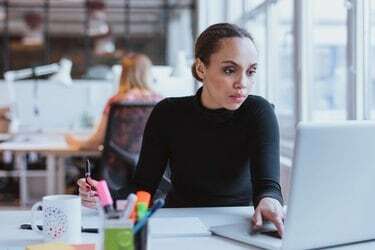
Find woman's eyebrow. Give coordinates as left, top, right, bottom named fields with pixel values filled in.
left=221, top=60, right=258, bottom=69
left=221, top=60, right=237, bottom=65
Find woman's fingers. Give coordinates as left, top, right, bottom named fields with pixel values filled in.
left=267, top=213, right=284, bottom=237
left=79, top=187, right=96, bottom=197
left=77, top=177, right=97, bottom=191
left=79, top=189, right=97, bottom=207
left=251, top=207, right=263, bottom=229
left=87, top=177, right=98, bottom=189
left=253, top=197, right=285, bottom=237
left=77, top=177, right=98, bottom=208
left=77, top=178, right=90, bottom=189
left=82, top=200, right=97, bottom=208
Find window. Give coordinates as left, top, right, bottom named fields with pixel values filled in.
left=244, top=0, right=266, bottom=11
left=274, top=0, right=295, bottom=161
left=274, top=0, right=294, bottom=114
left=312, top=0, right=348, bottom=120
left=370, top=0, right=375, bottom=119
left=245, top=13, right=266, bottom=97
left=244, top=0, right=295, bottom=163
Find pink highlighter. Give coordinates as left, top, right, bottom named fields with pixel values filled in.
left=96, top=180, right=115, bottom=214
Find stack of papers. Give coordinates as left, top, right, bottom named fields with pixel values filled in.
left=149, top=217, right=211, bottom=238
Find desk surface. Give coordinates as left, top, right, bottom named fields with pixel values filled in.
left=0, top=207, right=374, bottom=250
left=0, top=132, right=100, bottom=156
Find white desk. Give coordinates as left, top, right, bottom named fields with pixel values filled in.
left=0, top=207, right=374, bottom=250
left=0, top=132, right=100, bottom=207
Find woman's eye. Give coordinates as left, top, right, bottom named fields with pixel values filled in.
left=247, top=70, right=256, bottom=77
left=223, top=67, right=235, bottom=75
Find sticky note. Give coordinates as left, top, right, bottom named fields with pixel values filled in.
left=26, top=242, right=74, bottom=250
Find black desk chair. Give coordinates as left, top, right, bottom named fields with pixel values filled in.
left=101, top=102, right=170, bottom=199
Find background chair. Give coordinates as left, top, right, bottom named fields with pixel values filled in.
left=100, top=102, right=171, bottom=199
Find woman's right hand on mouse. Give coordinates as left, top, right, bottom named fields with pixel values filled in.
left=77, top=177, right=98, bottom=208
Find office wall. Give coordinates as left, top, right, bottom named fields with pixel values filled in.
left=0, top=70, right=195, bottom=132
left=0, top=80, right=114, bottom=131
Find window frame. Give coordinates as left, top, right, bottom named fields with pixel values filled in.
left=239, top=0, right=372, bottom=167
left=347, top=0, right=371, bottom=120
left=242, top=0, right=296, bottom=164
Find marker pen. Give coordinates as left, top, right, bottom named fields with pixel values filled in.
left=136, top=203, right=148, bottom=220
left=96, top=180, right=114, bottom=214
left=123, top=193, right=137, bottom=219
left=136, top=191, right=151, bottom=207
left=133, top=198, right=165, bottom=234
left=136, top=191, right=151, bottom=220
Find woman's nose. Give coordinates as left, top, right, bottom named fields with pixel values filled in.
left=234, top=74, right=247, bottom=89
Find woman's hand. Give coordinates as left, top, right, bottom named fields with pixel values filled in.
left=252, top=197, right=285, bottom=237
left=77, top=177, right=98, bottom=208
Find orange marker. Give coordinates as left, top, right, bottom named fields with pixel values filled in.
left=136, top=191, right=151, bottom=207
left=136, top=191, right=151, bottom=220
left=129, top=209, right=137, bottom=223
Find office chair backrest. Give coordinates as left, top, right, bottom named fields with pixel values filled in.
left=101, top=102, right=156, bottom=191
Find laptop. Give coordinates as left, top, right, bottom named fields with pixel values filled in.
left=211, top=121, right=375, bottom=250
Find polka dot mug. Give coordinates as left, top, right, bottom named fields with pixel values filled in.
left=31, top=194, right=81, bottom=243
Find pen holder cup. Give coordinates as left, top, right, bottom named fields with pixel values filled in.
left=134, top=222, right=148, bottom=250
left=102, top=216, right=148, bottom=250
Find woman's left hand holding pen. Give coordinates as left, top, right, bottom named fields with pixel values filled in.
left=77, top=177, right=98, bottom=208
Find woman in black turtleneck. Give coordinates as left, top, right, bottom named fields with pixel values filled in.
left=78, top=23, right=285, bottom=237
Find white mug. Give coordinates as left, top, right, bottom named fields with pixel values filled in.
left=31, top=194, right=81, bottom=243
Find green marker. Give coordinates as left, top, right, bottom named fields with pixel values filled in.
left=136, top=203, right=148, bottom=220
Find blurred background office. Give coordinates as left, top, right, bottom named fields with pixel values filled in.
left=0, top=0, right=374, bottom=207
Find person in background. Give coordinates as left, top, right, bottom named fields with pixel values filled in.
left=78, top=23, right=285, bottom=237
left=65, top=53, right=162, bottom=150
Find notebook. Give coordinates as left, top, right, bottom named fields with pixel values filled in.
left=149, top=217, right=211, bottom=238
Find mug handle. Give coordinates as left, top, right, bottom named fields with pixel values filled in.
left=31, top=201, right=43, bottom=234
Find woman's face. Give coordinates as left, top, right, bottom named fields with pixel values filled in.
left=197, top=37, right=258, bottom=110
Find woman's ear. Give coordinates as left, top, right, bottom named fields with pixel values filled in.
left=195, top=58, right=206, bottom=81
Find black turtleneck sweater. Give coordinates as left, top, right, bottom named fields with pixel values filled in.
left=127, top=88, right=283, bottom=208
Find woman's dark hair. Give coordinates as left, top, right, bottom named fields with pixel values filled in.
left=191, top=23, right=255, bottom=82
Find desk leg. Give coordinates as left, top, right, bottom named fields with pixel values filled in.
left=57, top=157, right=66, bottom=194
left=15, top=153, right=28, bottom=207
left=46, top=154, right=56, bottom=195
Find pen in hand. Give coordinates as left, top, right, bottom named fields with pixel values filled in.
left=85, top=159, right=95, bottom=191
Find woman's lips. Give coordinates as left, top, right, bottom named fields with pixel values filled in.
left=229, top=94, right=246, bottom=103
